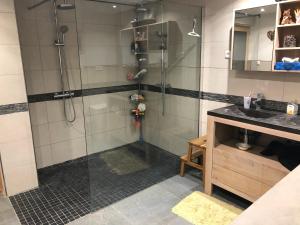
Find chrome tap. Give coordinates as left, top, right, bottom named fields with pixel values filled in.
left=252, top=93, right=264, bottom=110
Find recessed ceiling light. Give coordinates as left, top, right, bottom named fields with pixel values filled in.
left=113, top=5, right=117, bottom=8
left=260, top=8, right=265, bottom=12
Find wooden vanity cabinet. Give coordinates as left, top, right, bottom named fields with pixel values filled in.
left=205, top=116, right=293, bottom=202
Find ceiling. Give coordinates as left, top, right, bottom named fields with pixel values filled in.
left=86, top=0, right=159, bottom=6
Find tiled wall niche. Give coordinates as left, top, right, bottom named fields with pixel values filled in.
left=0, top=0, right=38, bottom=196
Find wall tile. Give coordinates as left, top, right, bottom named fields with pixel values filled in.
left=0, top=46, right=24, bottom=75
left=24, top=70, right=45, bottom=95
left=2, top=164, right=38, bottom=196
left=0, top=13, right=19, bottom=45
left=0, top=138, right=36, bottom=168
left=46, top=98, right=84, bottom=123
left=282, top=75, right=300, bottom=102
left=40, top=46, right=59, bottom=70
left=201, top=68, right=229, bottom=94
left=0, top=0, right=15, bottom=13
left=51, top=137, right=86, bottom=165
left=0, top=112, right=32, bottom=144
left=34, top=145, right=52, bottom=169
left=48, top=118, right=85, bottom=143
left=20, top=46, right=42, bottom=71
left=29, top=102, right=48, bottom=125
left=16, top=20, right=39, bottom=46
left=0, top=75, right=27, bottom=105
left=32, top=123, right=51, bottom=147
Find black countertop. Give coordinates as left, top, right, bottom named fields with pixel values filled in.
left=208, top=105, right=300, bottom=135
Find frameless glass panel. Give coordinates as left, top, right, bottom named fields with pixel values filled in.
left=76, top=0, right=202, bottom=217
left=142, top=1, right=202, bottom=157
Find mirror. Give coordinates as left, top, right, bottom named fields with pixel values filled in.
left=232, top=4, right=277, bottom=72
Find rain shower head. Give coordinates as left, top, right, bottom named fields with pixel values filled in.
left=188, top=18, right=201, bottom=38
left=28, top=0, right=75, bottom=10
left=136, top=0, right=148, bottom=13
left=57, top=3, right=75, bottom=10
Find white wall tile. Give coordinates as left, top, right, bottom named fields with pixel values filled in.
left=17, top=20, right=39, bottom=46
left=35, top=145, right=52, bottom=169
left=201, top=68, right=229, bottom=94
left=20, top=46, right=42, bottom=71
left=29, top=102, right=48, bottom=126
left=24, top=70, right=46, bottom=95
left=51, top=137, right=86, bottom=165
left=0, top=112, right=32, bottom=144
left=0, top=0, right=15, bottom=13
left=46, top=98, right=84, bottom=123
left=0, top=13, right=19, bottom=45
left=0, top=75, right=27, bottom=105
left=32, top=123, right=51, bottom=147
left=48, top=118, right=85, bottom=143
left=2, top=164, right=38, bottom=196
left=0, top=46, right=24, bottom=75
left=0, top=138, right=36, bottom=167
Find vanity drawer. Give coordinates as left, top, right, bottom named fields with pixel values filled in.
left=213, top=144, right=289, bottom=186
left=212, top=165, right=270, bottom=202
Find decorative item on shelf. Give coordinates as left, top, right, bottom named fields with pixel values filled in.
left=274, top=57, right=300, bottom=71
left=130, top=94, right=144, bottom=103
left=295, top=9, right=300, bottom=24
left=281, top=9, right=295, bottom=25
left=136, top=31, right=146, bottom=41
left=267, top=30, right=275, bottom=41
left=283, top=34, right=297, bottom=47
left=282, top=57, right=299, bottom=63
left=127, top=71, right=135, bottom=80
left=131, top=103, right=146, bottom=128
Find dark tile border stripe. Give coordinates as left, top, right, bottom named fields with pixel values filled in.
left=26, top=84, right=290, bottom=113
left=28, top=90, right=82, bottom=103
left=28, top=84, right=138, bottom=103
left=0, top=103, right=28, bottom=115
left=141, top=84, right=200, bottom=99
left=82, top=84, right=139, bottom=96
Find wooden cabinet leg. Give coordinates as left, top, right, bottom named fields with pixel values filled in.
left=180, top=161, right=185, bottom=177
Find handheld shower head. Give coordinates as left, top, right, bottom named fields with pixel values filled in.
left=60, top=25, right=69, bottom=34
left=134, top=69, right=147, bottom=79
left=188, top=18, right=201, bottom=38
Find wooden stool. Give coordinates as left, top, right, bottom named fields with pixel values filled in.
left=180, top=136, right=207, bottom=184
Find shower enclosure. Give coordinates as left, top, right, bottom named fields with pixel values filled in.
left=13, top=0, right=202, bottom=224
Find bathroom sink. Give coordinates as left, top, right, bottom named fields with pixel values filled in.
left=238, top=108, right=275, bottom=119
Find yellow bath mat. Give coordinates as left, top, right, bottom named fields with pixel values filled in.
left=172, top=192, right=243, bottom=225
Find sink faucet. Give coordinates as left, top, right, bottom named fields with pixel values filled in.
left=252, top=93, right=264, bottom=110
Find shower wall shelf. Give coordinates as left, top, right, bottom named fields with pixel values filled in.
left=121, top=21, right=180, bottom=69
left=121, top=20, right=180, bottom=128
